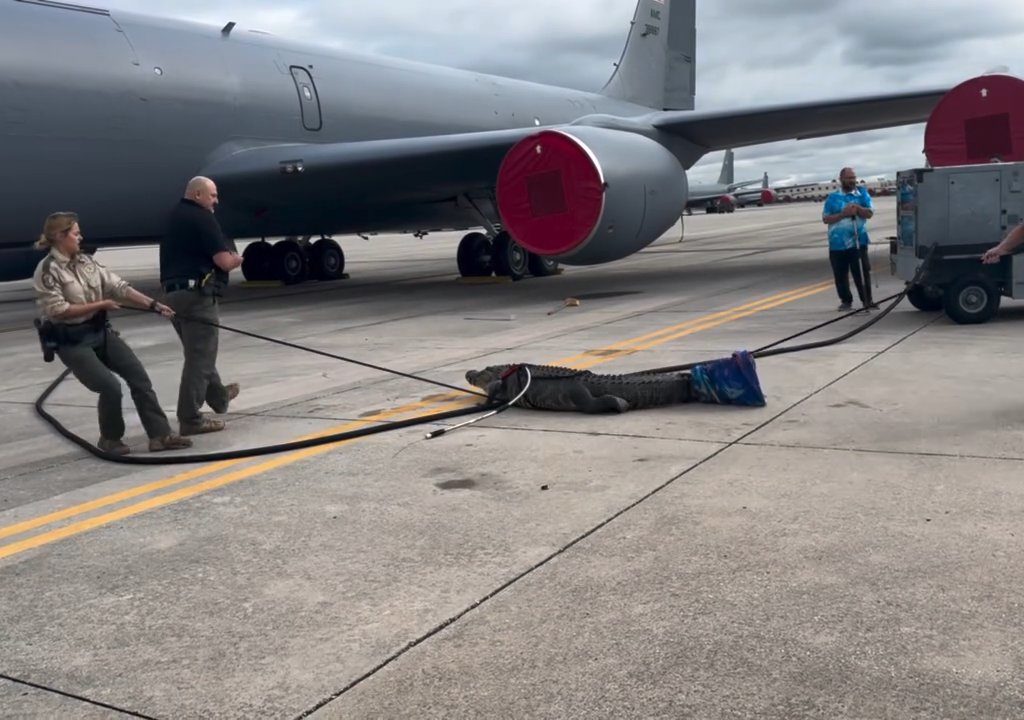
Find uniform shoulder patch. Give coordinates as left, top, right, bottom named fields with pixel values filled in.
left=41, top=272, right=57, bottom=290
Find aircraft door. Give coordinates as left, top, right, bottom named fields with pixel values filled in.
left=289, top=67, right=322, bottom=131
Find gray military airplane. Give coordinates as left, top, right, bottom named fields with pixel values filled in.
left=0, top=0, right=948, bottom=283
left=685, top=149, right=767, bottom=214
left=735, top=174, right=775, bottom=209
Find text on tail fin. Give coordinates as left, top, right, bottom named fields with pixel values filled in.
left=601, top=0, right=696, bottom=111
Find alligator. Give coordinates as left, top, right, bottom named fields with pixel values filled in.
left=465, top=364, right=693, bottom=413
left=465, top=352, right=766, bottom=413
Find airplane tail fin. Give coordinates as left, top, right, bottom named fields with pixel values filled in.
left=717, top=149, right=734, bottom=186
left=601, top=0, right=696, bottom=111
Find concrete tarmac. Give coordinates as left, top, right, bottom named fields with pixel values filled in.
left=1, top=198, right=1022, bottom=719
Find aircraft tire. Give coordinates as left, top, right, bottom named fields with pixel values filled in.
left=273, top=239, right=309, bottom=285
left=491, top=231, right=527, bottom=281
left=457, top=232, right=493, bottom=277
left=241, top=241, right=274, bottom=282
left=527, top=254, right=559, bottom=277
left=311, top=238, right=345, bottom=281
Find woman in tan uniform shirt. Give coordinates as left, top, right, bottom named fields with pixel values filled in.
left=33, top=212, right=192, bottom=455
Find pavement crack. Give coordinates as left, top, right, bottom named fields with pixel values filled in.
left=0, top=673, right=160, bottom=719
left=737, top=439, right=1024, bottom=464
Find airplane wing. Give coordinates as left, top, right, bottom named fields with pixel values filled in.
left=203, top=127, right=538, bottom=209
left=652, top=87, right=948, bottom=151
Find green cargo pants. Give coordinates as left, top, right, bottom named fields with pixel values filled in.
left=165, top=290, right=230, bottom=427
left=57, top=327, right=172, bottom=441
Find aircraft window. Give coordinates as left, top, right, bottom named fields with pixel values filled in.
left=302, top=85, right=313, bottom=101
left=15, top=0, right=109, bottom=15
left=153, top=67, right=164, bottom=76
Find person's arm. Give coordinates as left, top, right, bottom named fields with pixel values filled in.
left=855, top=189, right=874, bottom=220
left=823, top=200, right=858, bottom=225
left=95, top=262, right=173, bottom=317
left=52, top=299, right=120, bottom=320
left=212, top=250, right=242, bottom=272
left=198, top=213, right=242, bottom=272
left=122, top=287, right=174, bottom=318
left=981, top=222, right=1024, bottom=264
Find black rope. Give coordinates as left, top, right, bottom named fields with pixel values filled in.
left=33, top=307, right=496, bottom=464
left=140, top=307, right=487, bottom=399
left=35, top=366, right=497, bottom=465
left=642, top=244, right=939, bottom=374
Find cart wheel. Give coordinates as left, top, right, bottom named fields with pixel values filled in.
left=906, top=284, right=943, bottom=312
left=942, top=276, right=1001, bottom=324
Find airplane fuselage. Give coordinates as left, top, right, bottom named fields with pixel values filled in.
left=0, top=1, right=649, bottom=264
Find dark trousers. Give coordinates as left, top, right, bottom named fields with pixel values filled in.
left=829, top=246, right=873, bottom=305
left=57, top=328, right=172, bottom=441
left=165, top=290, right=229, bottom=426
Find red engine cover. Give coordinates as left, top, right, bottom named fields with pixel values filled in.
left=495, top=130, right=605, bottom=257
left=760, top=189, right=776, bottom=204
left=924, top=74, right=1024, bottom=167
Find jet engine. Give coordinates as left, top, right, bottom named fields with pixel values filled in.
left=495, top=127, right=686, bottom=265
left=760, top=188, right=777, bottom=204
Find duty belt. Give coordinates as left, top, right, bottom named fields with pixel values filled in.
left=163, top=271, right=223, bottom=296
left=37, top=311, right=109, bottom=354
left=162, top=280, right=196, bottom=293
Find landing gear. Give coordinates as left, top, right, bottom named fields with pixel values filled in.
left=240, top=236, right=346, bottom=285
left=456, top=232, right=493, bottom=277
left=273, top=238, right=308, bottom=285
left=310, top=237, right=345, bottom=281
left=455, top=230, right=559, bottom=280
left=527, top=253, right=559, bottom=277
left=241, top=241, right=274, bottom=281
left=491, top=231, right=528, bottom=280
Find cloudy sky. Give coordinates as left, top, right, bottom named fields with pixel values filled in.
left=99, top=0, right=1024, bottom=186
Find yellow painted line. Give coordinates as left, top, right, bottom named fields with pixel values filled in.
left=0, top=278, right=833, bottom=559
left=0, top=396, right=457, bottom=543
left=627, top=282, right=833, bottom=353
left=554, top=280, right=833, bottom=369
left=0, top=400, right=473, bottom=561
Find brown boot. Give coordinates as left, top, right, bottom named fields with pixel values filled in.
left=98, top=437, right=131, bottom=455
left=149, top=434, right=194, bottom=452
left=180, top=418, right=226, bottom=436
left=210, top=383, right=240, bottom=414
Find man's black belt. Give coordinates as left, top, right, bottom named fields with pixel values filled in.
left=163, top=280, right=195, bottom=293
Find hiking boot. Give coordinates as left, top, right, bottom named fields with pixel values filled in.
left=149, top=434, right=194, bottom=452
left=837, top=302, right=853, bottom=311
left=98, top=437, right=131, bottom=455
left=210, top=383, right=240, bottom=414
left=180, top=418, right=226, bottom=436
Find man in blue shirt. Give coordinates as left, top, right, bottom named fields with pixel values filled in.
left=823, top=167, right=875, bottom=310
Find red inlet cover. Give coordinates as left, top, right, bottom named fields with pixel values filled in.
left=925, top=74, right=1024, bottom=167
left=496, top=130, right=604, bottom=257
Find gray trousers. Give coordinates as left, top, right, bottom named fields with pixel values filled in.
left=57, top=328, right=172, bottom=441
left=165, top=290, right=229, bottom=426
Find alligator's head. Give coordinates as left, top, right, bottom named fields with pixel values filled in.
left=465, top=364, right=512, bottom=391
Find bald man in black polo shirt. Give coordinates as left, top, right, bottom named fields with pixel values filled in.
left=159, top=176, right=242, bottom=435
